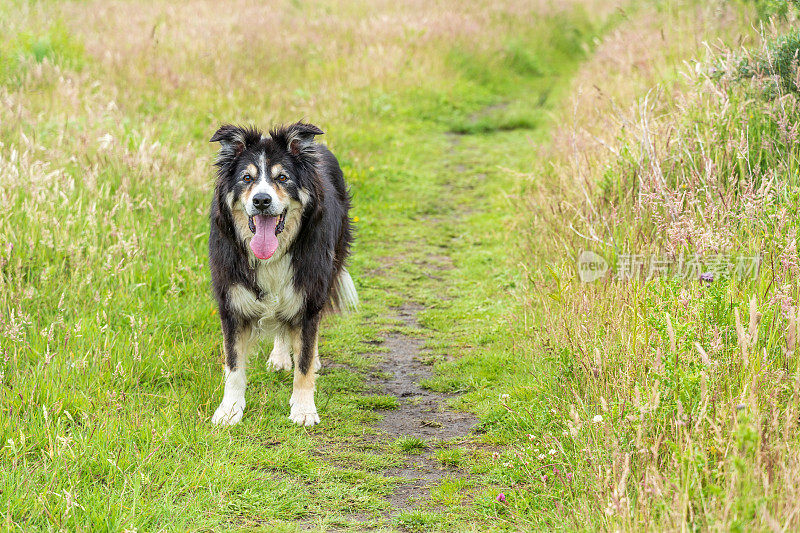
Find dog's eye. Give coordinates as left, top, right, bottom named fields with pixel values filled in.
left=276, top=174, right=288, bottom=182
left=242, top=174, right=253, bottom=183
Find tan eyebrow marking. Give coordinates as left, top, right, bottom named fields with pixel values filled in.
left=245, top=163, right=257, bottom=176
left=271, top=164, right=284, bottom=178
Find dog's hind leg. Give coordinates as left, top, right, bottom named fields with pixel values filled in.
left=288, top=315, right=321, bottom=426
left=266, top=328, right=292, bottom=371
left=212, top=316, right=253, bottom=426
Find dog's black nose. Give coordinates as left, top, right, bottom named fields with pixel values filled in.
left=252, top=193, right=272, bottom=211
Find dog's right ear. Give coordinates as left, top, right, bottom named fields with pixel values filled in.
left=210, top=125, right=260, bottom=168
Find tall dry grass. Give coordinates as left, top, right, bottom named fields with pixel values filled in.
left=518, top=1, right=800, bottom=529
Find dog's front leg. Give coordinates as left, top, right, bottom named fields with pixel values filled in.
left=288, top=315, right=320, bottom=426
left=212, top=314, right=252, bottom=426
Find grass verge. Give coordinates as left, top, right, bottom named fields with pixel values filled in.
left=516, top=1, right=800, bottom=529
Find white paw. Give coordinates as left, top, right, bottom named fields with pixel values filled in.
left=289, top=408, right=320, bottom=427
left=288, top=391, right=319, bottom=426
left=313, top=357, right=321, bottom=372
left=266, top=350, right=292, bottom=372
left=211, top=399, right=245, bottom=426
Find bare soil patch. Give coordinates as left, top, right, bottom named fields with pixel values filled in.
left=376, top=304, right=476, bottom=440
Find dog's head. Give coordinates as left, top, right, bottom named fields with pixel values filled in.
left=210, top=122, right=323, bottom=260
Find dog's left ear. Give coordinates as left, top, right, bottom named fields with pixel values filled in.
left=284, top=122, right=324, bottom=157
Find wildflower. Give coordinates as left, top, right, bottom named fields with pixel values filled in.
left=699, top=272, right=714, bottom=283
left=549, top=448, right=557, bottom=456
left=541, top=474, right=548, bottom=483
left=592, top=414, right=603, bottom=424
left=497, top=493, right=506, bottom=504
left=499, top=393, right=510, bottom=402
left=566, top=472, right=574, bottom=482
left=770, top=284, right=795, bottom=318
left=538, top=454, right=545, bottom=460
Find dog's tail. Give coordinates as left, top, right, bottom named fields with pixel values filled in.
left=329, top=268, right=359, bottom=314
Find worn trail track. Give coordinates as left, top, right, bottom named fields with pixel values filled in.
left=363, top=152, right=485, bottom=517
left=304, top=140, right=485, bottom=529
left=374, top=303, right=478, bottom=512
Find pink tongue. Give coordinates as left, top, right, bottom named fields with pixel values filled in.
left=250, top=215, right=279, bottom=260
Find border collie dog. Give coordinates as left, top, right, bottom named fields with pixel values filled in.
left=208, top=122, right=356, bottom=426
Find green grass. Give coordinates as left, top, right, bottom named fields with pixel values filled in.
left=1, top=0, right=789, bottom=530
left=0, top=0, right=609, bottom=529
left=433, top=448, right=464, bottom=467
left=0, top=18, right=85, bottom=85
left=354, top=394, right=399, bottom=411
left=395, top=437, right=427, bottom=455
left=395, top=510, right=442, bottom=532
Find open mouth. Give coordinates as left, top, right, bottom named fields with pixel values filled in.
left=248, top=211, right=286, bottom=235
left=247, top=211, right=287, bottom=260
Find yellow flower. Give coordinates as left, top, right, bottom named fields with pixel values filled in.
left=353, top=216, right=360, bottom=223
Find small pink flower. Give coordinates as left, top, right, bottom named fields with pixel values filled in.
left=497, top=493, right=507, bottom=504
left=566, top=472, right=574, bottom=482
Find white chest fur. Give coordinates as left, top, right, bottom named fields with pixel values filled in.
left=227, top=251, right=304, bottom=329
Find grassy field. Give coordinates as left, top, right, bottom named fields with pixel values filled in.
left=1, top=0, right=798, bottom=530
